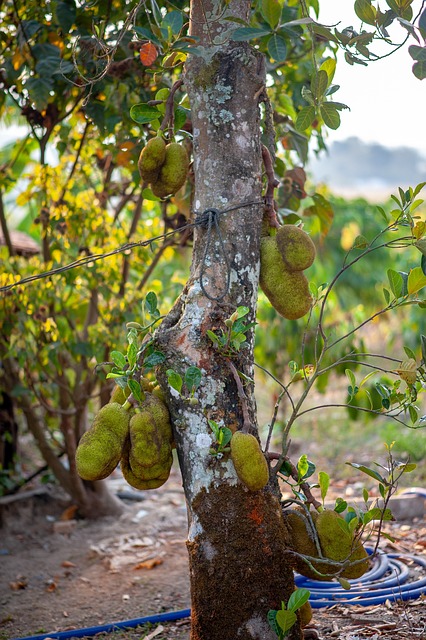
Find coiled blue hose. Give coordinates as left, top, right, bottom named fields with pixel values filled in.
left=11, top=552, right=426, bottom=640
left=295, top=552, right=426, bottom=608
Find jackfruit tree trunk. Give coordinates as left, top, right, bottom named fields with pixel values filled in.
left=155, top=1, right=302, bottom=639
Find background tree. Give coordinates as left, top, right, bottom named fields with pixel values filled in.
left=0, top=0, right=425, bottom=638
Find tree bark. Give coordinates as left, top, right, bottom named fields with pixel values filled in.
left=156, top=2, right=302, bottom=637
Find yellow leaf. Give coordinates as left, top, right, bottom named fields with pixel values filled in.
left=12, top=49, right=25, bottom=70
left=413, top=221, right=426, bottom=240
left=407, top=267, right=426, bottom=295
left=394, top=359, right=417, bottom=385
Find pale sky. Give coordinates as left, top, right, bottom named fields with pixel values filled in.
left=317, top=1, right=426, bottom=154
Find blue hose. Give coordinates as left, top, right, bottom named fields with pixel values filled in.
left=9, top=609, right=191, bottom=640
left=11, top=552, right=425, bottom=640
left=295, top=552, right=426, bottom=608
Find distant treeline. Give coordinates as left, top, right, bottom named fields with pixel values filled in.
left=309, top=137, right=426, bottom=189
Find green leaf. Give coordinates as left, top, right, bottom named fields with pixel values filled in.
left=295, top=105, right=316, bottom=131
left=346, top=462, right=386, bottom=483
left=267, top=34, right=287, bottom=62
left=407, top=267, right=426, bottom=294
left=319, top=103, right=341, bottom=129
left=409, top=405, right=418, bottom=424
left=261, top=0, right=282, bottom=29
left=25, top=77, right=53, bottom=111
left=166, top=369, right=183, bottom=394
left=162, top=10, right=183, bottom=35
left=206, top=329, right=219, bottom=345
left=276, top=609, right=297, bottom=634
left=236, top=306, right=250, bottom=319
left=387, top=268, right=404, bottom=298
left=185, top=366, right=202, bottom=391
left=174, top=106, right=188, bottom=131
left=231, top=27, right=272, bottom=41
left=267, top=610, right=280, bottom=636
left=128, top=378, right=143, bottom=403
left=220, top=427, right=233, bottom=448
left=412, top=60, right=426, bottom=80
left=422, top=255, right=426, bottom=276
left=419, top=7, right=426, bottom=38
left=403, top=462, right=417, bottom=473
left=130, top=103, right=162, bottom=124
left=297, top=454, right=309, bottom=480
left=318, top=471, right=330, bottom=502
left=55, top=1, right=76, bottom=31
left=287, top=588, right=310, bottom=612
left=363, top=487, right=369, bottom=503
left=145, top=291, right=158, bottom=315
left=355, top=0, right=377, bottom=25
left=143, top=351, right=166, bottom=368
left=409, top=45, right=426, bottom=61
left=311, top=70, right=328, bottom=99
left=127, top=342, right=138, bottom=369
left=110, top=350, right=127, bottom=369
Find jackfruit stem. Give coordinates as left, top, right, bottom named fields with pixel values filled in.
left=159, top=78, right=184, bottom=133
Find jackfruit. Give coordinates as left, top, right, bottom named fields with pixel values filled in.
left=284, top=508, right=369, bottom=580
left=75, top=403, right=130, bottom=481
left=121, top=441, right=170, bottom=490
left=138, top=136, right=166, bottom=183
left=110, top=385, right=131, bottom=405
left=315, top=509, right=369, bottom=579
left=151, top=142, right=189, bottom=198
left=285, top=508, right=321, bottom=579
left=260, top=236, right=313, bottom=320
left=230, top=431, right=269, bottom=491
left=299, top=598, right=312, bottom=627
left=276, top=225, right=316, bottom=272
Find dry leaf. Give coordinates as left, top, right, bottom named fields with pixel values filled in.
left=133, top=557, right=163, bottom=570
left=61, top=560, right=76, bottom=568
left=9, top=579, right=28, bottom=591
left=60, top=505, right=78, bottom=521
left=140, top=42, right=158, bottom=66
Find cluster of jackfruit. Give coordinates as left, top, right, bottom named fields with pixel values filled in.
left=138, top=136, right=189, bottom=198
left=260, top=225, right=316, bottom=320
left=75, top=384, right=173, bottom=491
left=230, top=431, right=269, bottom=491
left=284, top=507, right=370, bottom=580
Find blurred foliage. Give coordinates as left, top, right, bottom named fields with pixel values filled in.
left=0, top=0, right=424, bottom=509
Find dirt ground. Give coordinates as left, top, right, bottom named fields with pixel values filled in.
left=1, top=468, right=426, bottom=640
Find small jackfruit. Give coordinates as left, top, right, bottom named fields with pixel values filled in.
left=110, top=385, right=131, bottom=405
left=151, top=142, right=189, bottom=198
left=260, top=236, right=313, bottom=320
left=230, top=431, right=269, bottom=491
left=276, top=225, right=316, bottom=272
left=75, top=403, right=130, bottom=481
left=138, top=136, right=166, bottom=183
left=298, top=598, right=312, bottom=627
left=315, top=510, right=370, bottom=579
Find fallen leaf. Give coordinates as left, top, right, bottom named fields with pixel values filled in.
left=61, top=560, right=76, bottom=568
left=46, top=580, right=57, bottom=592
left=60, top=505, right=78, bottom=521
left=9, top=579, right=28, bottom=591
left=144, top=625, right=165, bottom=640
left=133, top=557, right=163, bottom=570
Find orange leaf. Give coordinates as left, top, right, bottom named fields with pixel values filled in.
left=133, top=557, right=163, bottom=570
left=140, top=42, right=158, bottom=67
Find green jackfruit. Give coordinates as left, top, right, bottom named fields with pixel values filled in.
left=315, top=510, right=369, bottom=579
left=75, top=403, right=130, bottom=481
left=121, top=442, right=170, bottom=490
left=230, top=431, right=269, bottom=491
left=110, top=385, right=131, bottom=405
left=260, top=236, right=313, bottom=320
left=151, top=143, right=189, bottom=198
left=284, top=508, right=369, bottom=580
left=138, top=136, right=166, bottom=183
left=276, top=225, right=316, bottom=272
